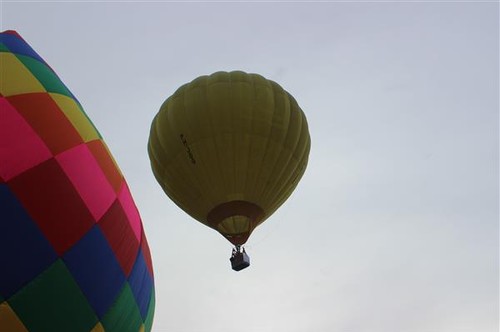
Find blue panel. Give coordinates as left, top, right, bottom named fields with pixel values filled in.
left=128, top=249, right=153, bottom=319
left=0, top=183, right=57, bottom=298
left=63, top=225, right=125, bottom=318
left=0, top=31, right=45, bottom=64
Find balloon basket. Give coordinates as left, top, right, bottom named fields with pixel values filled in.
left=230, top=247, right=250, bottom=271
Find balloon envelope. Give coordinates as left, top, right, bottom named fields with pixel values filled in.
left=148, top=71, right=310, bottom=245
left=0, top=31, right=155, bottom=332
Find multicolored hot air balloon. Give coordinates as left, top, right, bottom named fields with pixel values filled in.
left=0, top=31, right=155, bottom=331
left=148, top=71, right=310, bottom=271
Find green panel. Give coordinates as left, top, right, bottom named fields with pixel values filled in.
left=0, top=43, right=9, bottom=52
left=144, top=287, right=155, bottom=332
left=8, top=260, right=98, bottom=332
left=101, top=283, right=142, bottom=332
left=17, top=54, right=72, bottom=97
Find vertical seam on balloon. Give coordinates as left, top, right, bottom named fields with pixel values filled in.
left=260, top=92, right=304, bottom=214
left=265, top=100, right=309, bottom=214
left=274, top=133, right=310, bottom=214
left=151, top=110, right=169, bottom=183
left=242, top=74, right=256, bottom=205
left=231, top=74, right=251, bottom=234
left=205, top=75, right=224, bottom=211
left=270, top=138, right=310, bottom=215
left=152, top=101, right=182, bottom=208
left=183, top=81, right=206, bottom=212
left=256, top=80, right=284, bottom=207
left=238, top=75, right=251, bottom=206
left=229, top=73, right=237, bottom=233
left=182, top=82, right=213, bottom=219
left=230, top=74, right=248, bottom=234
left=258, top=85, right=293, bottom=206
left=247, top=74, right=267, bottom=235
left=269, top=103, right=305, bottom=207
left=248, top=75, right=274, bottom=209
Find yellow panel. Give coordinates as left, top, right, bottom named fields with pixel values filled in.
left=217, top=216, right=250, bottom=235
left=0, top=53, right=45, bottom=96
left=0, top=302, right=28, bottom=332
left=139, top=324, right=145, bottom=332
left=90, top=322, right=105, bottom=332
left=50, top=93, right=100, bottom=142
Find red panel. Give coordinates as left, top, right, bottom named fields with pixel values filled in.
left=140, top=228, right=154, bottom=278
left=7, top=93, right=83, bottom=155
left=0, top=97, right=52, bottom=181
left=7, top=158, right=95, bottom=255
left=86, top=139, right=123, bottom=194
left=56, top=144, right=116, bottom=221
left=3, top=30, right=22, bottom=38
left=118, top=183, right=142, bottom=241
left=98, top=200, right=140, bottom=277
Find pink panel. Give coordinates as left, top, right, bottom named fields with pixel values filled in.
left=0, top=97, right=52, bottom=180
left=117, top=183, right=142, bottom=241
left=56, top=143, right=116, bottom=221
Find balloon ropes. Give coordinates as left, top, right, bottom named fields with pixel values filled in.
left=0, top=31, right=155, bottom=331
left=148, top=71, right=310, bottom=271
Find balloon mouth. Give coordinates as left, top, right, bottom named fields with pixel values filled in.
left=224, top=232, right=251, bottom=246
left=207, top=200, right=264, bottom=245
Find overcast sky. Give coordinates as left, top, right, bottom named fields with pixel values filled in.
left=2, top=2, right=499, bottom=332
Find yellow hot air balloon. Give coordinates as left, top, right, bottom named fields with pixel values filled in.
left=148, top=71, right=310, bottom=270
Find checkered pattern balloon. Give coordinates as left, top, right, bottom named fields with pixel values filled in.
left=0, top=30, right=155, bottom=331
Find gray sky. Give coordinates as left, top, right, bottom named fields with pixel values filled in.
left=3, top=2, right=499, bottom=332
